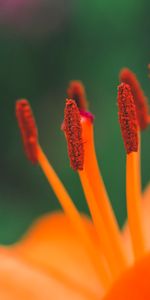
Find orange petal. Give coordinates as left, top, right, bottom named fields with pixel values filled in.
left=122, top=184, right=150, bottom=263
left=104, top=251, right=150, bottom=300
left=11, top=212, right=103, bottom=298
left=0, top=247, right=95, bottom=300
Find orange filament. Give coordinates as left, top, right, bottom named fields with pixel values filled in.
left=118, top=83, right=138, bottom=154
left=126, top=152, right=146, bottom=260
left=67, top=81, right=88, bottom=111
left=37, top=145, right=111, bottom=288
left=16, top=99, right=38, bottom=164
left=81, top=116, right=128, bottom=267
left=63, top=99, right=84, bottom=171
left=119, top=68, right=149, bottom=130
left=137, top=131, right=142, bottom=193
left=78, top=170, right=121, bottom=279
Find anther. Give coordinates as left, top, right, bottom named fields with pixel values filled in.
left=67, top=81, right=88, bottom=111
left=118, top=83, right=138, bottom=154
left=120, top=68, right=149, bottom=130
left=16, top=99, right=38, bottom=163
left=63, top=99, right=84, bottom=171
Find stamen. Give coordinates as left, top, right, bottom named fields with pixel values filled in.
left=118, top=83, right=138, bottom=154
left=16, top=99, right=38, bottom=164
left=16, top=99, right=110, bottom=288
left=119, top=68, right=149, bottom=130
left=79, top=115, right=128, bottom=271
left=63, top=99, right=84, bottom=171
left=63, top=99, right=128, bottom=275
left=67, top=81, right=88, bottom=111
left=119, top=68, right=145, bottom=193
left=117, top=83, right=146, bottom=259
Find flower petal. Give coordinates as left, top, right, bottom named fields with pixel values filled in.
left=0, top=248, right=95, bottom=300
left=104, top=252, right=150, bottom=300
left=12, top=212, right=103, bottom=298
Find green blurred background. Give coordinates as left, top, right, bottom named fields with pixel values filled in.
left=0, top=0, right=150, bottom=244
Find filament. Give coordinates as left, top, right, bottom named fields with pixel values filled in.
left=81, top=117, right=128, bottom=270
left=37, top=144, right=111, bottom=288
left=126, top=152, right=146, bottom=260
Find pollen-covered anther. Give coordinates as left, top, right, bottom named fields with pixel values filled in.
left=120, top=68, right=149, bottom=130
left=67, top=81, right=88, bottom=111
left=64, top=99, right=84, bottom=171
left=16, top=99, right=38, bottom=163
left=118, top=83, right=138, bottom=154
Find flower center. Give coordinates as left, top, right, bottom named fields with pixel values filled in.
left=15, top=69, right=150, bottom=297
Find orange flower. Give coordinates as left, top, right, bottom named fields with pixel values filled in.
left=1, top=71, right=150, bottom=299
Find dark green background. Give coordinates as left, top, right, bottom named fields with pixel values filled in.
left=0, top=0, right=150, bottom=244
